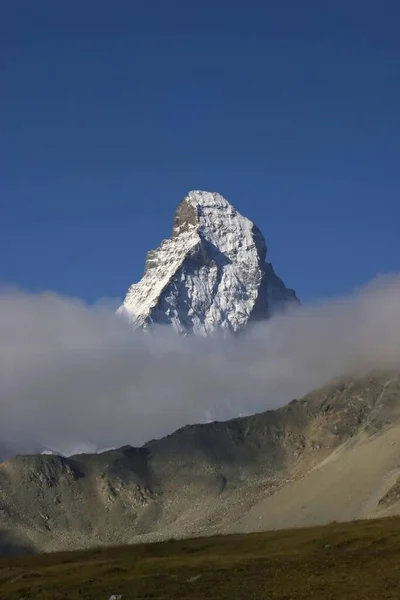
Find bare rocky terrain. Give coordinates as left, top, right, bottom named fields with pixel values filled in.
left=2, top=372, right=400, bottom=554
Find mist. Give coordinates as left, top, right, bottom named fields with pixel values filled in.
left=1, top=275, right=400, bottom=457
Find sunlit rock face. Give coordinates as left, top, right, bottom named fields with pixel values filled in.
left=118, top=191, right=299, bottom=334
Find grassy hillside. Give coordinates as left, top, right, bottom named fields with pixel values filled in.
left=2, top=517, right=400, bottom=599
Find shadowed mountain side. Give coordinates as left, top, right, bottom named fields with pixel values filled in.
left=0, top=530, right=34, bottom=556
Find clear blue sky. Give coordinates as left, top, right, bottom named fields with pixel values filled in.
left=1, top=0, right=399, bottom=304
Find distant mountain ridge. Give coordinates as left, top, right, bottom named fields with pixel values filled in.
left=2, top=373, right=400, bottom=554
left=117, top=191, right=299, bottom=334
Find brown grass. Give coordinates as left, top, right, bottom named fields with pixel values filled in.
left=2, top=517, right=400, bottom=599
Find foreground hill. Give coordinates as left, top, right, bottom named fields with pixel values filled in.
left=2, top=517, right=400, bottom=599
left=2, top=373, right=400, bottom=553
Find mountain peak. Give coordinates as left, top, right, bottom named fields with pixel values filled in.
left=118, top=191, right=299, bottom=334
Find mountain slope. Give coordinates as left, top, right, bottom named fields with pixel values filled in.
left=1, top=373, right=400, bottom=553
left=118, top=191, right=299, bottom=334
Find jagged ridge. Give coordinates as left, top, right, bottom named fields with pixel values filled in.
left=118, top=191, right=299, bottom=334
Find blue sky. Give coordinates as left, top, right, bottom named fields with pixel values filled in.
left=1, top=0, right=399, bottom=304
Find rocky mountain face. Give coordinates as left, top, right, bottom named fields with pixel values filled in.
left=2, top=373, right=400, bottom=554
left=117, top=191, right=299, bottom=334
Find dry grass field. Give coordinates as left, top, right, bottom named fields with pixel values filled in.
left=2, top=516, right=400, bottom=599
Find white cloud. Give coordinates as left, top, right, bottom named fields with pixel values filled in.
left=0, top=275, right=400, bottom=457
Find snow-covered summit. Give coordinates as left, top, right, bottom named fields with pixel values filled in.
left=117, top=191, right=299, bottom=334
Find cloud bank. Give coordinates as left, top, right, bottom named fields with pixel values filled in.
left=1, top=275, right=400, bottom=457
